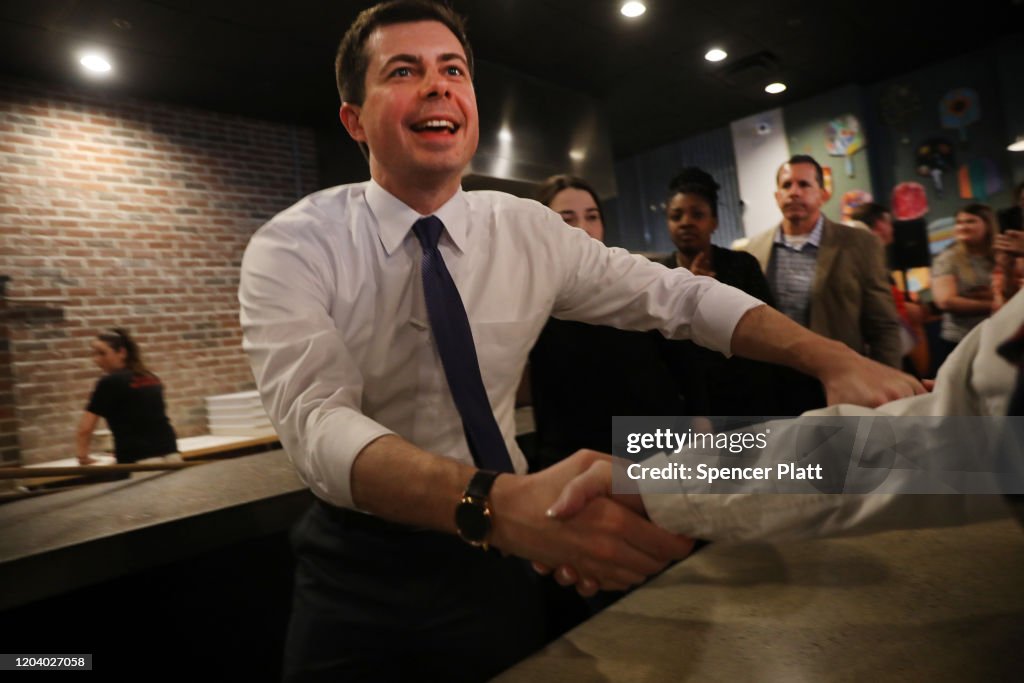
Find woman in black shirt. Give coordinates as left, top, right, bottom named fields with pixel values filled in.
left=657, top=168, right=792, bottom=416
left=76, top=328, right=178, bottom=465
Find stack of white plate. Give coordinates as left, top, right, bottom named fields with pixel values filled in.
left=205, top=390, right=274, bottom=436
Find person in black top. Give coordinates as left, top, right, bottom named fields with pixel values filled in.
left=76, top=328, right=178, bottom=465
left=997, top=181, right=1024, bottom=233
left=657, top=168, right=793, bottom=416
left=527, top=175, right=686, bottom=471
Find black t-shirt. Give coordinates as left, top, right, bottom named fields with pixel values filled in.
left=86, top=369, right=178, bottom=463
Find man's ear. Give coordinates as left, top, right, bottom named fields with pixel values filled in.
left=339, top=103, right=366, bottom=143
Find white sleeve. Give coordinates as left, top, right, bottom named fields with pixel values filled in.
left=638, top=294, right=1024, bottom=542
left=541, top=213, right=765, bottom=356
left=643, top=485, right=1008, bottom=544
left=238, top=204, right=394, bottom=509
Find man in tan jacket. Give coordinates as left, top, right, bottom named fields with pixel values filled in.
left=741, top=155, right=901, bottom=367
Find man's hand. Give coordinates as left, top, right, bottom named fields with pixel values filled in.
left=818, top=352, right=927, bottom=407
left=731, top=305, right=925, bottom=408
left=489, top=451, right=694, bottom=594
left=521, top=457, right=693, bottom=597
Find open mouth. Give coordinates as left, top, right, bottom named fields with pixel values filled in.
left=410, top=119, right=460, bottom=134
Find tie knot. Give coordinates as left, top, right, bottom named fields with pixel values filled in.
left=413, top=216, right=445, bottom=250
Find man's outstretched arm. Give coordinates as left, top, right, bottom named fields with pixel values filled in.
left=730, top=304, right=925, bottom=406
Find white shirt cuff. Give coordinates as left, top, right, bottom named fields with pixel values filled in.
left=690, top=284, right=764, bottom=357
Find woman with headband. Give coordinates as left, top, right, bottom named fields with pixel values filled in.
left=658, top=167, right=781, bottom=416
left=76, top=328, right=179, bottom=466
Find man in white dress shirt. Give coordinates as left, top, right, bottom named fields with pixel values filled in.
left=238, top=1, right=924, bottom=679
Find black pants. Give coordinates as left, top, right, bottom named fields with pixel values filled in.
left=283, top=500, right=548, bottom=683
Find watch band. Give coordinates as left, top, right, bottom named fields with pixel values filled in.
left=465, top=469, right=500, bottom=500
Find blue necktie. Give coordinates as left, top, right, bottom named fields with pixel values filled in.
left=413, top=216, right=514, bottom=473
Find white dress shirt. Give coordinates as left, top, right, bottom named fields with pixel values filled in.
left=239, top=180, right=763, bottom=508
left=641, top=291, right=1023, bottom=542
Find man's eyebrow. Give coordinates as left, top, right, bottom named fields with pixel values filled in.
left=379, top=53, right=422, bottom=72
left=439, top=52, right=468, bottom=67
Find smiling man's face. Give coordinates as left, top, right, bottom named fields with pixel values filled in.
left=340, top=20, right=479, bottom=197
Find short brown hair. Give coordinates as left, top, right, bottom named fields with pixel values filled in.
left=776, top=154, right=824, bottom=188
left=335, top=0, right=474, bottom=106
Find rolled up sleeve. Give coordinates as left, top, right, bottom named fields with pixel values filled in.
left=239, top=207, right=393, bottom=509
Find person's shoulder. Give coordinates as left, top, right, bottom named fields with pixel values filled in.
left=826, top=217, right=859, bottom=236
left=829, top=218, right=881, bottom=250
left=129, top=372, right=163, bottom=389
left=96, top=369, right=131, bottom=389
left=253, top=182, right=370, bottom=239
left=932, top=244, right=957, bottom=264
left=742, top=226, right=776, bottom=249
left=464, top=189, right=549, bottom=220
left=463, top=189, right=583, bottom=247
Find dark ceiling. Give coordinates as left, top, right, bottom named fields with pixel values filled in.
left=1, top=0, right=1022, bottom=158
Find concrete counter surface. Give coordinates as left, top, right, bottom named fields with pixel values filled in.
left=496, top=517, right=1024, bottom=682
left=0, top=449, right=311, bottom=610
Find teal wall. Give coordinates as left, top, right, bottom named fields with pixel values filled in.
left=613, top=33, right=1024, bottom=250
left=865, top=35, right=1023, bottom=224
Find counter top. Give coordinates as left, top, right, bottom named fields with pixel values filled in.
left=0, top=449, right=311, bottom=610
left=496, top=517, right=1024, bottom=682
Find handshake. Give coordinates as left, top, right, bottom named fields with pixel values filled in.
left=487, top=450, right=695, bottom=596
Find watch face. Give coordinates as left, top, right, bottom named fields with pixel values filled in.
left=455, top=499, right=491, bottom=544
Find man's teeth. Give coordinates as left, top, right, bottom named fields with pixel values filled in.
left=413, top=120, right=457, bottom=132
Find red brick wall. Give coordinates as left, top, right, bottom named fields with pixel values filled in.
left=0, top=79, right=319, bottom=465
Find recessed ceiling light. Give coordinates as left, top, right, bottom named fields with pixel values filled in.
left=79, top=53, right=112, bottom=74
left=498, top=128, right=513, bottom=143
left=705, top=48, right=727, bottom=62
left=765, top=82, right=787, bottom=94
left=569, top=149, right=586, bottom=161
left=620, top=2, right=646, bottom=18
left=1008, top=136, right=1024, bottom=152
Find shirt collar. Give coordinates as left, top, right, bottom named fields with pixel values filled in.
left=365, top=179, right=469, bottom=256
left=774, top=214, right=825, bottom=250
